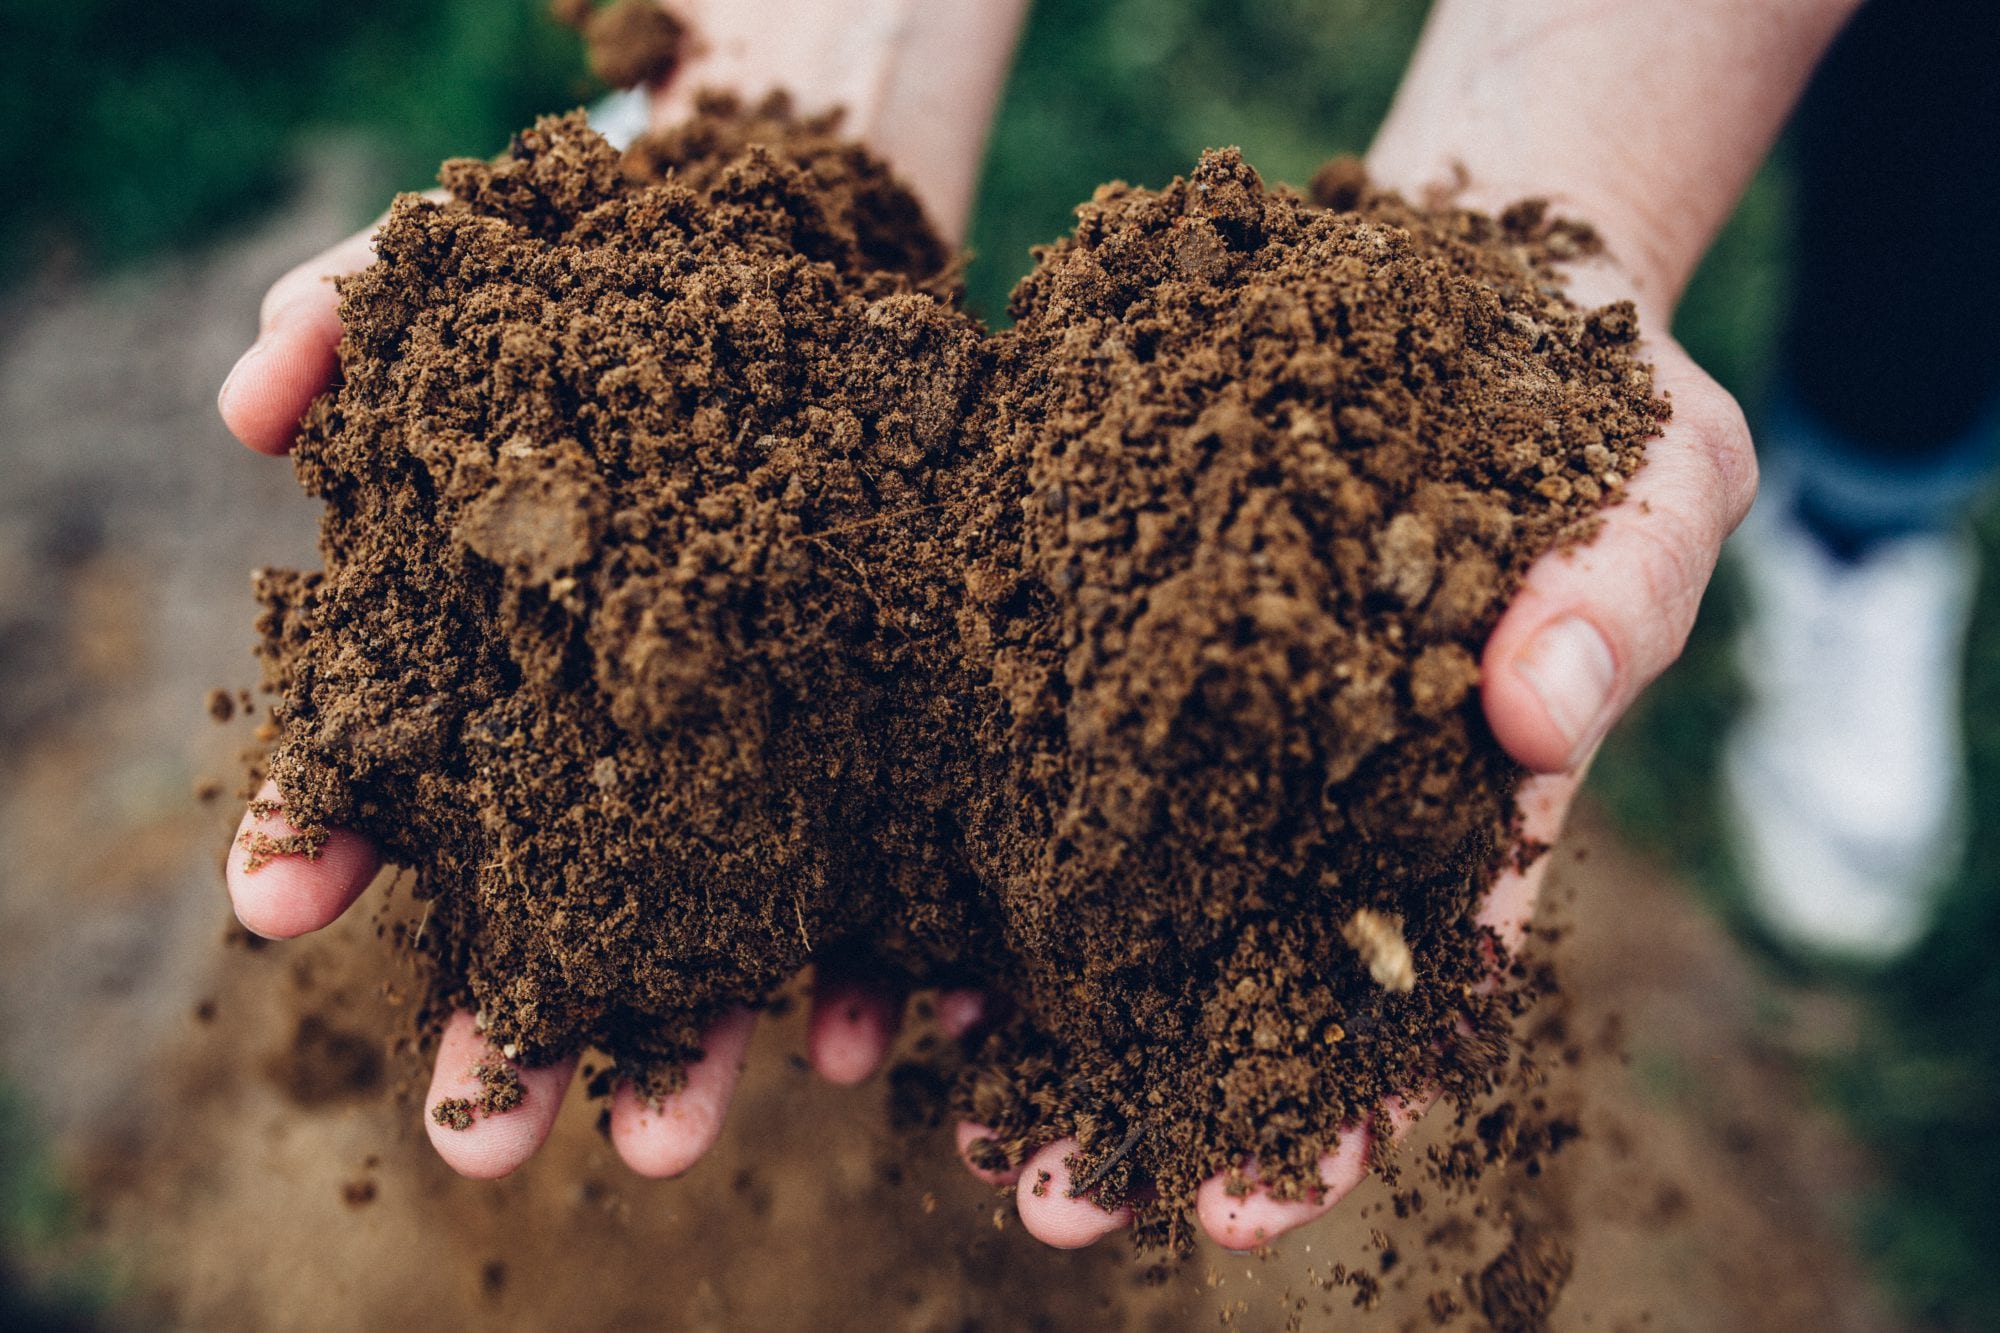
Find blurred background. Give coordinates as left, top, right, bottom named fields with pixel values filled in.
left=1, top=0, right=1994, bottom=1328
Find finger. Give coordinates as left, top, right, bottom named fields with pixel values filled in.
left=225, top=780, right=380, bottom=939
left=1375, top=1090, right=1439, bottom=1146
left=608, top=1007, right=757, bottom=1178
left=806, top=967, right=904, bottom=1086
left=1480, top=348, right=1756, bottom=773
left=935, top=988, right=989, bottom=1039
left=1195, top=1124, right=1372, bottom=1252
left=954, top=1120, right=1023, bottom=1187
left=1472, top=769, right=1581, bottom=959
left=219, top=227, right=377, bottom=456
left=1014, top=1137, right=1135, bottom=1249
left=423, top=1010, right=577, bottom=1180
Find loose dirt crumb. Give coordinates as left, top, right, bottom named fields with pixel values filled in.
left=1342, top=909, right=1418, bottom=993
left=205, top=687, right=234, bottom=723
left=236, top=826, right=326, bottom=873
left=1477, top=1226, right=1574, bottom=1331
left=471, top=1061, right=526, bottom=1116
left=432, top=1098, right=476, bottom=1131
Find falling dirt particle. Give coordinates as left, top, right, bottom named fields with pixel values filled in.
left=265, top=1015, right=384, bottom=1106
left=340, top=1179, right=377, bottom=1208
left=1477, top=1226, right=1574, bottom=1331
left=1342, top=909, right=1417, bottom=992
left=193, top=778, right=224, bottom=803
left=581, top=0, right=686, bottom=89
left=205, top=688, right=235, bottom=723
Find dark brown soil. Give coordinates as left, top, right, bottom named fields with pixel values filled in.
left=0, top=152, right=1895, bottom=1330
left=248, top=100, right=1661, bottom=1248
left=947, top=154, right=1657, bottom=1245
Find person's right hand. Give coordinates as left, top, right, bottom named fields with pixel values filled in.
left=221, top=222, right=936, bottom=1180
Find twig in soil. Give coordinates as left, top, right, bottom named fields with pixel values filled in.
left=1067, top=1121, right=1146, bottom=1199
left=794, top=503, right=945, bottom=543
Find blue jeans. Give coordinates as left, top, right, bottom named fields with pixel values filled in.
left=1770, top=0, right=2000, bottom=546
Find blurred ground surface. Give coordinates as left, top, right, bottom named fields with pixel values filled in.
left=0, top=160, right=1906, bottom=1332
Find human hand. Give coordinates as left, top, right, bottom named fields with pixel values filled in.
left=220, top=220, right=952, bottom=1179
left=956, top=254, right=1755, bottom=1249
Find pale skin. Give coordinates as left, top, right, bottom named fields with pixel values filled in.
left=221, top=0, right=1861, bottom=1251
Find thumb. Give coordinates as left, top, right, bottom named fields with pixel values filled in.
left=1481, top=346, right=1757, bottom=773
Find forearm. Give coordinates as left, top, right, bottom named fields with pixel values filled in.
left=1367, top=0, right=1863, bottom=318
left=651, top=0, right=1030, bottom=244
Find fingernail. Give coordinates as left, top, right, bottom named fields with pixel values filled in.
left=1511, top=616, right=1616, bottom=767
left=217, top=339, right=263, bottom=418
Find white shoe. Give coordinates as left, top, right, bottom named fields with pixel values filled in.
left=1721, top=499, right=1976, bottom=965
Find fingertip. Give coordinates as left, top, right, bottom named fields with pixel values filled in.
left=1480, top=602, right=1617, bottom=775
left=1015, top=1139, right=1134, bottom=1249
left=955, top=1120, right=1022, bottom=1187
left=1195, top=1126, right=1372, bottom=1252
left=935, top=988, right=989, bottom=1040
left=225, top=782, right=379, bottom=939
left=609, top=1007, right=756, bottom=1179
left=423, top=1011, right=575, bottom=1180
left=218, top=299, right=343, bottom=455
left=806, top=978, right=902, bottom=1086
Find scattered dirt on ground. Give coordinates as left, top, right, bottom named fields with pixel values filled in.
left=249, top=99, right=1662, bottom=1248
left=264, top=1013, right=384, bottom=1107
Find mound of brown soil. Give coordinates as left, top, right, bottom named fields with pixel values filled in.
left=249, top=99, right=1661, bottom=1246
left=947, top=153, right=1657, bottom=1246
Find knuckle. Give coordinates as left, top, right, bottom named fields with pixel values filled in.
left=1676, top=382, right=1759, bottom=528
left=1613, top=491, right=1716, bottom=678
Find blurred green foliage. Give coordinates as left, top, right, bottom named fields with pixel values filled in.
left=0, top=0, right=590, bottom=277
left=965, top=0, right=1424, bottom=318
left=5, top=0, right=1997, bottom=1325
left=0, top=1086, right=103, bottom=1329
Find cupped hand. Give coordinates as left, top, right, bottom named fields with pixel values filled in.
left=956, top=271, right=1757, bottom=1252
left=220, top=224, right=920, bottom=1181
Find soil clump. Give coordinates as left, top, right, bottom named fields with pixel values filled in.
left=247, top=97, right=1662, bottom=1248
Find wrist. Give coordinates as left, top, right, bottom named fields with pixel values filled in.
left=647, top=0, right=1028, bottom=244
left=1364, top=0, right=1865, bottom=328
left=1360, top=146, right=1685, bottom=326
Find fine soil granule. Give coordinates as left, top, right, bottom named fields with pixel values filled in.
left=247, top=99, right=1662, bottom=1249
